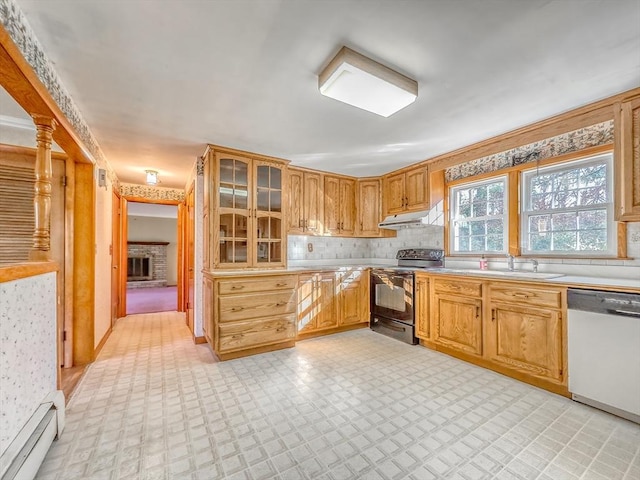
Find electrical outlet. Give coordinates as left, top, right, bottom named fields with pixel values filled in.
left=307, top=243, right=313, bottom=252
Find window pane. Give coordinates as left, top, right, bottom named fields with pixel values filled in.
left=257, top=188, right=269, bottom=211
left=270, top=218, right=281, bottom=239
left=219, top=184, right=233, bottom=208
left=257, top=217, right=270, bottom=239
left=470, top=221, right=486, bottom=236
left=470, top=236, right=485, bottom=251
left=270, top=242, right=282, bottom=263
left=235, top=215, right=248, bottom=239
left=486, top=235, right=503, bottom=252
left=579, top=229, right=607, bottom=251
left=487, top=219, right=503, bottom=235
left=522, top=154, right=612, bottom=255
left=271, top=168, right=281, bottom=189
left=234, top=186, right=248, bottom=209
left=471, top=201, right=487, bottom=217
left=219, top=214, right=233, bottom=237
left=270, top=191, right=282, bottom=213
left=235, top=162, right=248, bottom=185
left=552, top=212, right=577, bottom=232
left=257, top=165, right=269, bottom=188
left=257, top=242, right=269, bottom=262
left=457, top=236, right=470, bottom=251
left=553, top=231, right=577, bottom=250
left=578, top=209, right=606, bottom=230
left=233, top=241, right=248, bottom=262
left=219, top=159, right=234, bottom=184
left=487, top=200, right=503, bottom=215
left=529, top=233, right=551, bottom=251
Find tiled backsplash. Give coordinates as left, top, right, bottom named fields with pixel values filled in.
left=288, top=222, right=640, bottom=279
left=288, top=226, right=444, bottom=261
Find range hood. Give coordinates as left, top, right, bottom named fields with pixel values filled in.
left=379, top=210, right=430, bottom=229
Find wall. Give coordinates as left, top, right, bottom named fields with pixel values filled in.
left=127, top=216, right=178, bottom=285
left=288, top=226, right=445, bottom=263
left=0, top=271, right=57, bottom=456
left=94, top=179, right=112, bottom=348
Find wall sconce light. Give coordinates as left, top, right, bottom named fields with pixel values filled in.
left=318, top=46, right=418, bottom=117
left=145, top=170, right=158, bottom=185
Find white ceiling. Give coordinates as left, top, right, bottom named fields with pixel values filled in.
left=12, top=0, right=640, bottom=189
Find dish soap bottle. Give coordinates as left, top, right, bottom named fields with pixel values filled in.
left=480, top=255, right=488, bottom=270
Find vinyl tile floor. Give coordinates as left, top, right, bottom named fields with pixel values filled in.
left=36, top=312, right=640, bottom=480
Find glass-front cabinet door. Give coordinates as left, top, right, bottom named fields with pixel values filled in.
left=216, top=153, right=252, bottom=268
left=254, top=161, right=285, bottom=267
left=210, top=148, right=288, bottom=269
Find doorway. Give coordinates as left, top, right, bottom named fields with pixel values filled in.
left=125, top=202, right=180, bottom=315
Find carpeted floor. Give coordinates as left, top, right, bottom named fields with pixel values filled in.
left=126, top=286, right=178, bottom=314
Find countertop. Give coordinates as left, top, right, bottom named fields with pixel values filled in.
left=204, top=264, right=639, bottom=292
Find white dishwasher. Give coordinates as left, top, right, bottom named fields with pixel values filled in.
left=568, top=288, right=640, bottom=423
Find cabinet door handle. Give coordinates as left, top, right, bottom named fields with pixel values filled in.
left=513, top=293, right=529, bottom=299
left=298, top=219, right=302, bottom=228
left=491, top=308, right=496, bottom=322
left=230, top=285, right=244, bottom=290
left=275, top=282, right=288, bottom=287
left=275, top=302, right=286, bottom=307
left=476, top=306, right=480, bottom=318
left=231, top=307, right=244, bottom=312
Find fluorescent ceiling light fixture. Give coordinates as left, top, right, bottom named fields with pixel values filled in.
left=145, top=170, right=158, bottom=185
left=318, top=46, right=418, bottom=117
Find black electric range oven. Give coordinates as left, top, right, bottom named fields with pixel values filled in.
left=370, top=249, right=444, bottom=344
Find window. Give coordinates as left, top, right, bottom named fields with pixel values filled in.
left=521, top=153, right=614, bottom=255
left=450, top=176, right=508, bottom=254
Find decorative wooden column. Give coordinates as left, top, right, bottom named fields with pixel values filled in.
left=29, top=115, right=57, bottom=261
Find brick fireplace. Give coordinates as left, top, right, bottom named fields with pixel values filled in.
left=127, top=241, right=169, bottom=288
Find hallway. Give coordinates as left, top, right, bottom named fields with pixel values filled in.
left=36, top=313, right=640, bottom=480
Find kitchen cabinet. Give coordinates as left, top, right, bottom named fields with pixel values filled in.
left=288, top=167, right=324, bottom=235
left=207, top=273, right=297, bottom=360
left=615, top=96, right=640, bottom=221
left=338, top=268, right=369, bottom=326
left=383, top=165, right=429, bottom=215
left=324, top=175, right=356, bottom=236
left=297, top=271, right=338, bottom=335
left=204, top=146, right=288, bottom=269
left=414, top=273, right=430, bottom=340
left=431, top=278, right=483, bottom=356
left=356, top=178, right=393, bottom=237
left=487, top=282, right=564, bottom=383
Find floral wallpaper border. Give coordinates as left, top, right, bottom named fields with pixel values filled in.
left=0, top=0, right=118, bottom=186
left=445, top=120, right=614, bottom=182
left=120, top=183, right=185, bottom=202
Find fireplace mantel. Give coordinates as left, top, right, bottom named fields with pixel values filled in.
left=128, top=241, right=170, bottom=246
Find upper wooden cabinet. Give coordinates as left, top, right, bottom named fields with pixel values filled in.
left=205, top=146, right=288, bottom=269
left=382, top=165, right=429, bottom=216
left=356, top=178, right=387, bottom=237
left=324, top=175, right=356, bottom=236
left=615, top=97, right=640, bottom=221
left=288, top=168, right=324, bottom=235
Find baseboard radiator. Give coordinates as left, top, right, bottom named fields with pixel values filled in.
left=0, top=392, right=65, bottom=480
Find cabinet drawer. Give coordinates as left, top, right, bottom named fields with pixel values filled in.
left=219, top=315, right=296, bottom=353
left=490, top=283, right=563, bottom=309
left=218, top=275, right=297, bottom=295
left=219, top=291, right=296, bottom=322
left=433, top=278, right=482, bottom=297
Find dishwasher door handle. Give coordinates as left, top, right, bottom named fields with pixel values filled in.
left=609, top=309, right=640, bottom=318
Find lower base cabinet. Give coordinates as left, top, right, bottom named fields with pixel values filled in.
left=206, top=273, right=297, bottom=360
left=298, top=268, right=369, bottom=338
left=416, top=275, right=568, bottom=395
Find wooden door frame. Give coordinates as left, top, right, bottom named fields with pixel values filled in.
left=111, top=189, right=122, bottom=325
left=183, top=183, right=195, bottom=330
left=119, top=196, right=182, bottom=317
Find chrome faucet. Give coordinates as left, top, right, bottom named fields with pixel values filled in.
left=530, top=259, right=538, bottom=273
left=506, top=254, right=515, bottom=271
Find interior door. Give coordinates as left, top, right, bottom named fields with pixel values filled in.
left=111, top=189, right=121, bottom=326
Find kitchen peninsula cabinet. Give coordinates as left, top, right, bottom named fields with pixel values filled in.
left=324, top=175, right=356, bottom=236
left=288, top=167, right=324, bottom=235
left=487, top=283, right=565, bottom=384
left=204, top=145, right=288, bottom=269
left=338, top=268, right=369, bottom=326
left=297, top=268, right=369, bottom=339
left=206, top=273, right=297, bottom=360
left=616, top=96, right=640, bottom=221
left=431, top=278, right=483, bottom=356
left=297, top=272, right=338, bottom=335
